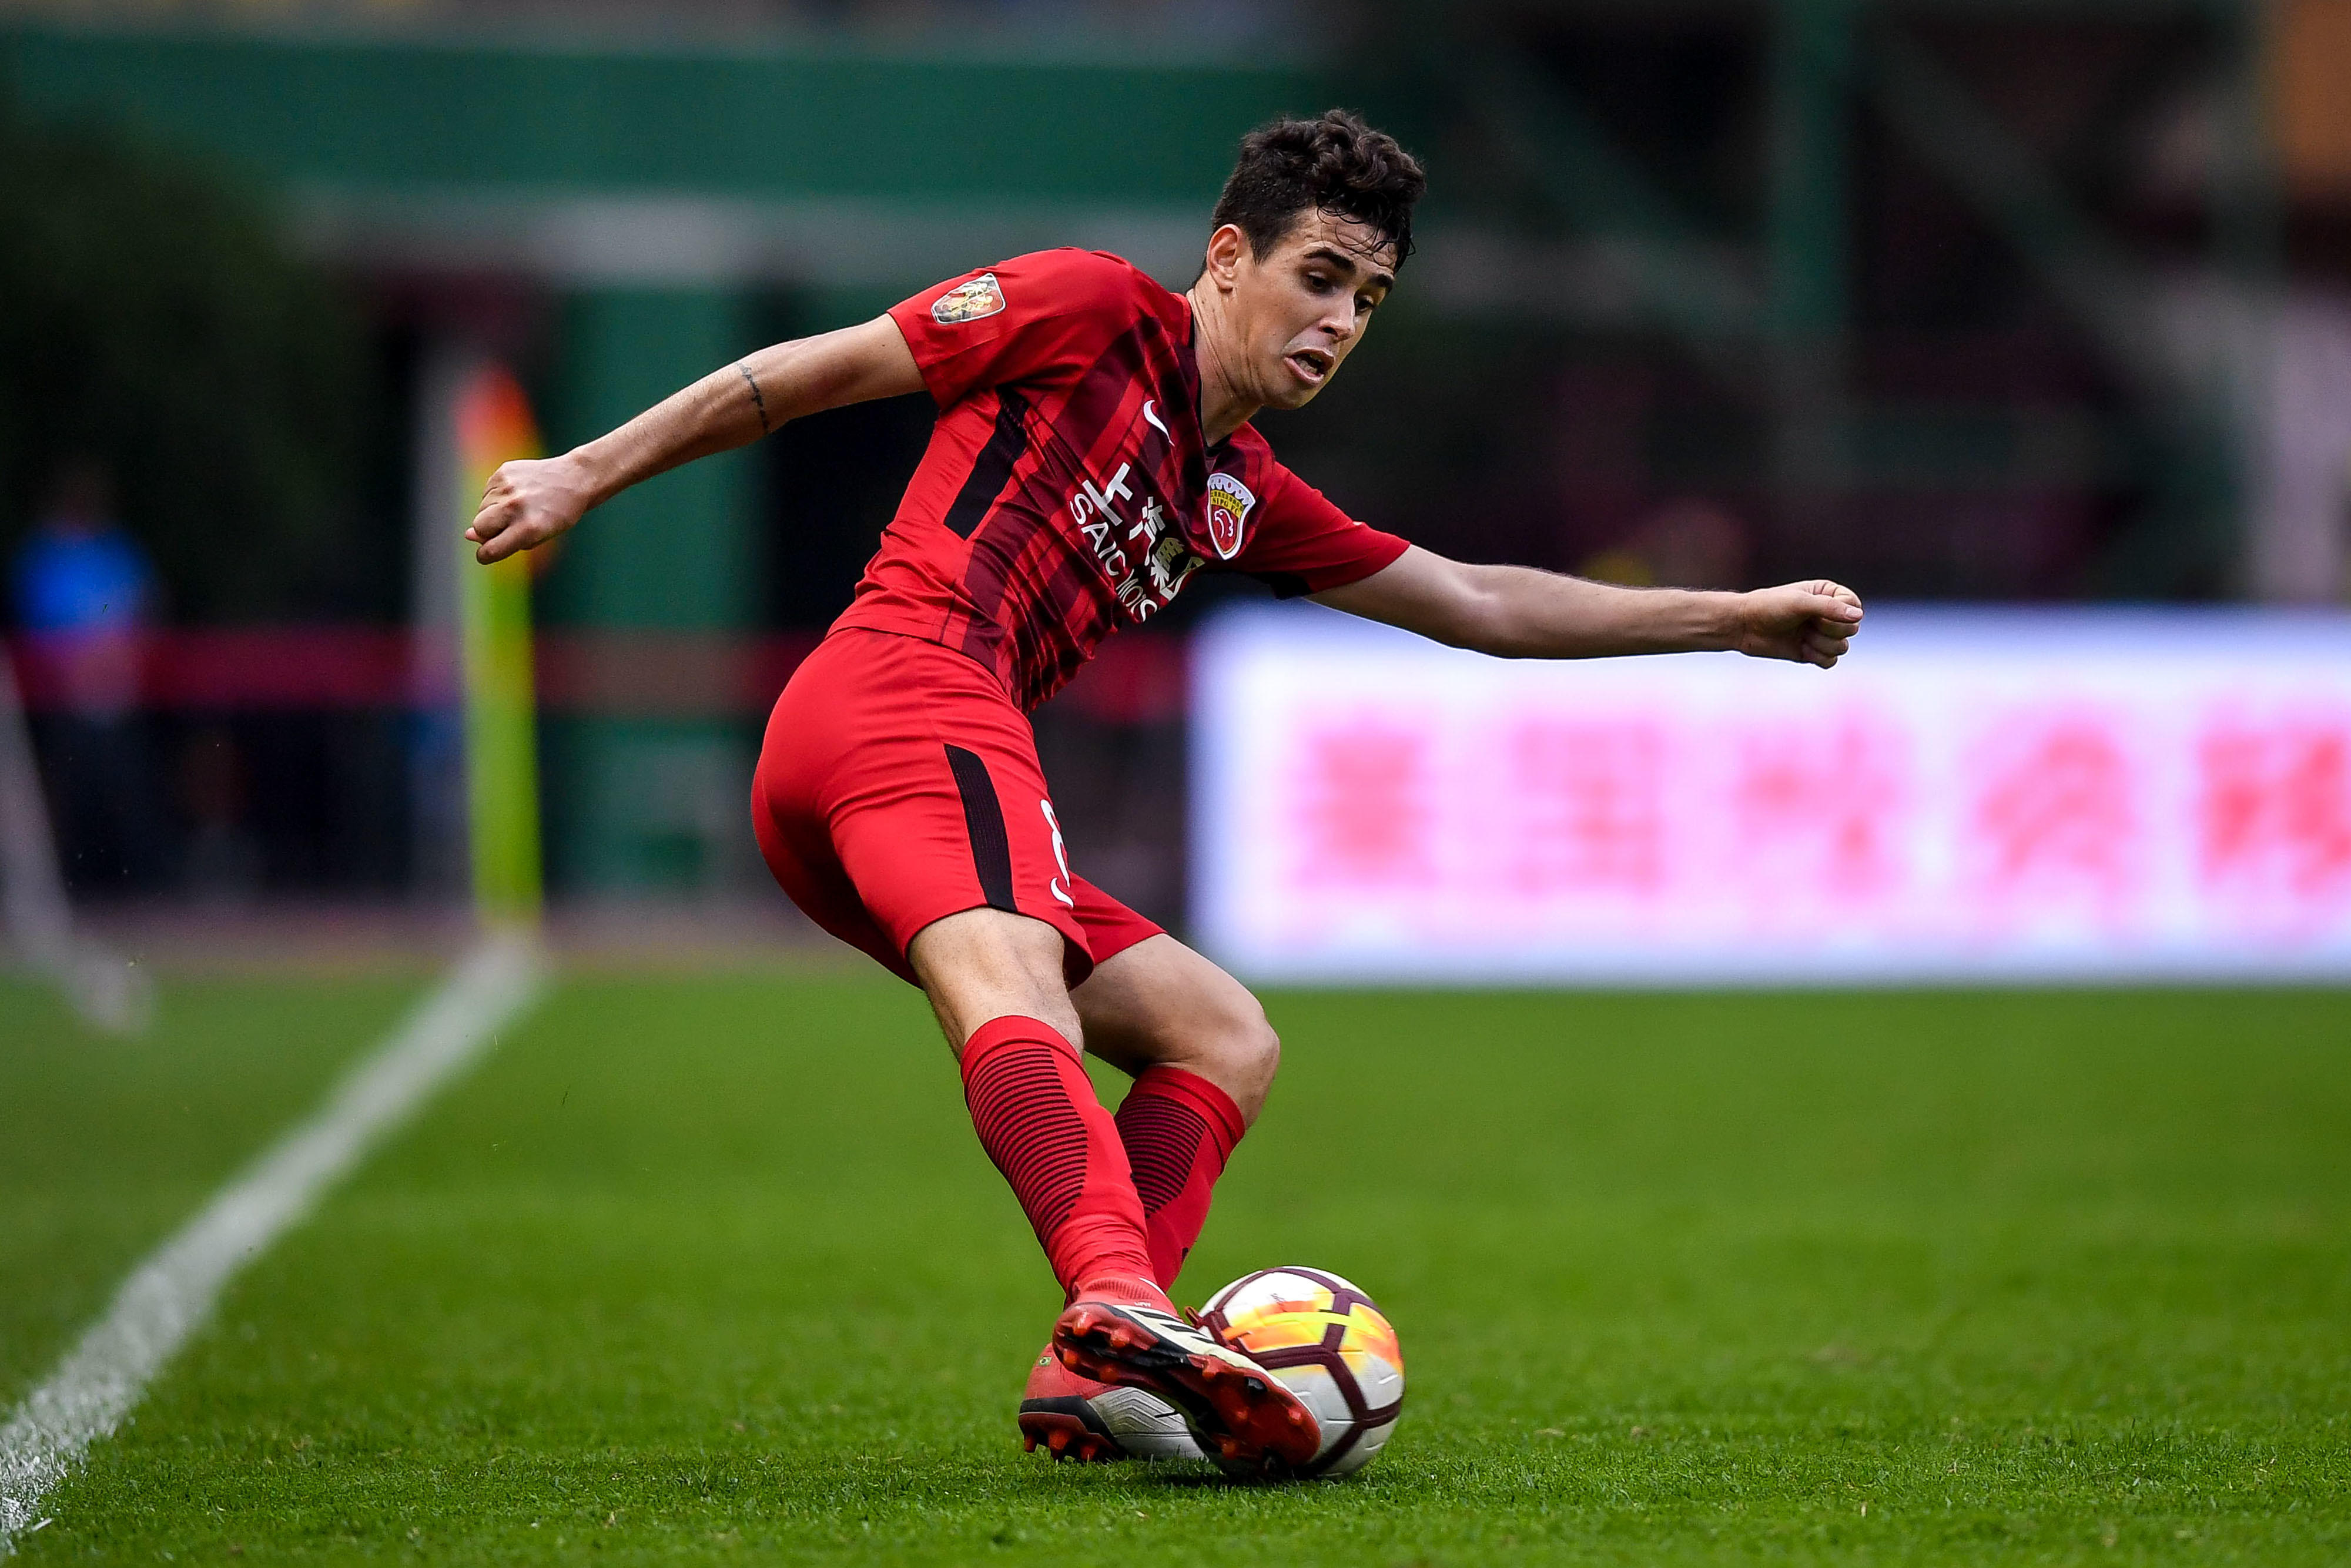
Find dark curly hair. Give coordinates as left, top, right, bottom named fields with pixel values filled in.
left=1207, top=109, right=1427, bottom=271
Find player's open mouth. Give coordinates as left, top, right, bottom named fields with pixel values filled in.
left=1285, top=349, right=1332, bottom=386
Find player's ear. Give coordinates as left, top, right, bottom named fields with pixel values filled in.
left=1202, top=224, right=1248, bottom=293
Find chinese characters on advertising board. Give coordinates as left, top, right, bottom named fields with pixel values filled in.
left=1190, top=608, right=2351, bottom=982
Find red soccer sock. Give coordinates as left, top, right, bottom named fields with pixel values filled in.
left=959, top=1016, right=1166, bottom=1306
left=1113, top=1064, right=1247, bottom=1290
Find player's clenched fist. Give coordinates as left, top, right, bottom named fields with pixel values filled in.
left=466, top=454, right=595, bottom=564
left=1733, top=579, right=1864, bottom=669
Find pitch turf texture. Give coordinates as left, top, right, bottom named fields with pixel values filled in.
left=4, top=973, right=2346, bottom=1565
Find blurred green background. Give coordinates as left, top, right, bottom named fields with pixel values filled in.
left=4, top=1, right=2349, bottom=907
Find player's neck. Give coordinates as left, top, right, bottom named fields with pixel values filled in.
left=1184, top=281, right=1260, bottom=447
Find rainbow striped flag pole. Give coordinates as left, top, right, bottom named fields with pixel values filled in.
left=453, top=364, right=545, bottom=933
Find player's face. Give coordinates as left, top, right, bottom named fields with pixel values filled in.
left=1227, top=210, right=1396, bottom=411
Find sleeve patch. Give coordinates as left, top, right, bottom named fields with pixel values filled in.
left=932, top=273, right=1007, bottom=325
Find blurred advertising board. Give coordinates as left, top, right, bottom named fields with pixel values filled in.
left=1189, top=605, right=2351, bottom=984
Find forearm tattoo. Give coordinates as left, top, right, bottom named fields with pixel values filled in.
left=736, top=363, right=771, bottom=434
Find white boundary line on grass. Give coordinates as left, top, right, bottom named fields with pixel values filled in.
left=0, top=935, right=546, bottom=1551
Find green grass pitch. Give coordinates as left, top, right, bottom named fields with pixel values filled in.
left=4, top=970, right=2346, bottom=1564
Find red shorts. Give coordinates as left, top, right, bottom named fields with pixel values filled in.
left=751, top=628, right=1164, bottom=987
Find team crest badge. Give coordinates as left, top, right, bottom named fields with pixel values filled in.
left=932, top=273, right=1006, bottom=325
left=1204, top=472, right=1255, bottom=560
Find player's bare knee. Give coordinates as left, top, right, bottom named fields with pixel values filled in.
left=1203, top=997, right=1280, bottom=1121
left=910, top=907, right=1082, bottom=1055
left=1245, top=1011, right=1281, bottom=1101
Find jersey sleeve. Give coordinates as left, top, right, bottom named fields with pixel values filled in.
left=1225, top=457, right=1410, bottom=599
left=888, top=249, right=1137, bottom=408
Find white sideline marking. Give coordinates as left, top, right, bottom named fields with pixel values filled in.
left=0, top=936, right=545, bottom=1550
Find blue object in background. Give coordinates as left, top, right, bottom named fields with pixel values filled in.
left=9, top=484, right=169, bottom=893
left=11, top=524, right=153, bottom=634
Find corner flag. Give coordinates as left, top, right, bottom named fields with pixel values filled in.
left=453, top=364, right=545, bottom=930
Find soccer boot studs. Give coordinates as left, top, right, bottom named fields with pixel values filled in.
left=1017, top=1345, right=1203, bottom=1463
left=1050, top=1298, right=1321, bottom=1474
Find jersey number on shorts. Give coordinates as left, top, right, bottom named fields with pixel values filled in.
left=1040, top=800, right=1076, bottom=909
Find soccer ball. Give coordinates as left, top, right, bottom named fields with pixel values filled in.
left=1199, top=1266, right=1405, bottom=1477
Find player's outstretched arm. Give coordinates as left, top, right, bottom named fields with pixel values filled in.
left=464, top=316, right=924, bottom=564
left=1311, top=545, right=1864, bottom=668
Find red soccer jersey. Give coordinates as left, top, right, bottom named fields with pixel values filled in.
left=833, top=248, right=1410, bottom=712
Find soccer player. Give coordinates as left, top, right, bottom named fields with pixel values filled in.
left=467, top=110, right=1863, bottom=1472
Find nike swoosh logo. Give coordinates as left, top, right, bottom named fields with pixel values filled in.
left=1142, top=400, right=1171, bottom=441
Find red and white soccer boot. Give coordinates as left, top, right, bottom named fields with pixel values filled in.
left=1017, top=1346, right=1204, bottom=1463
left=1050, top=1280, right=1321, bottom=1474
